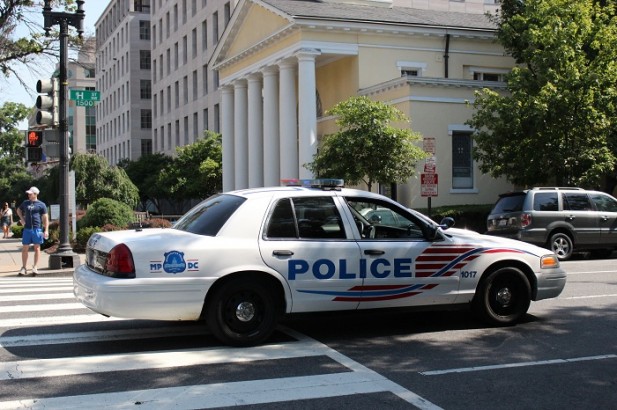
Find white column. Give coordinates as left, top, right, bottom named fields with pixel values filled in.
left=221, top=86, right=235, bottom=192
left=278, top=59, right=298, bottom=181
left=233, top=79, right=249, bottom=189
left=297, top=49, right=320, bottom=180
left=247, top=73, right=264, bottom=188
left=262, top=66, right=280, bottom=187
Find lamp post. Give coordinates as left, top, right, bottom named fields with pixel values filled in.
left=42, top=0, right=84, bottom=269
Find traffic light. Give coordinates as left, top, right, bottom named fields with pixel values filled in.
left=25, top=130, right=44, bottom=162
left=35, top=78, right=59, bottom=127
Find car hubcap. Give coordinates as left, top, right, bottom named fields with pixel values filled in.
left=553, top=238, right=569, bottom=257
left=496, top=287, right=512, bottom=306
left=235, top=301, right=256, bottom=322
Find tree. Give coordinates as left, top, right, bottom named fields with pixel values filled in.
left=70, top=153, right=139, bottom=208
left=306, top=96, right=427, bottom=191
left=0, top=1, right=82, bottom=87
left=0, top=101, right=31, bottom=202
left=118, top=153, right=173, bottom=213
left=468, top=0, right=617, bottom=190
left=157, top=131, right=223, bottom=205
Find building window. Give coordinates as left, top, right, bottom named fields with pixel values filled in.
left=212, top=11, right=219, bottom=43
left=397, top=61, right=426, bottom=77
left=141, top=138, right=152, bottom=156
left=140, top=109, right=152, bottom=129
left=224, top=2, right=231, bottom=25
left=135, top=0, right=150, bottom=13
left=469, top=67, right=508, bottom=82
left=202, top=20, right=208, bottom=50
left=139, top=50, right=151, bottom=69
left=452, top=131, right=473, bottom=189
left=139, top=20, right=150, bottom=40
left=140, top=79, right=152, bottom=99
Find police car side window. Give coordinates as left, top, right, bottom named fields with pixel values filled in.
left=265, top=197, right=346, bottom=240
left=346, top=198, right=426, bottom=240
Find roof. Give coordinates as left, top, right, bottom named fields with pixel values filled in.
left=259, top=0, right=497, bottom=30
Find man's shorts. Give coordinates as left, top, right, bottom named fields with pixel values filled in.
left=22, top=228, right=44, bottom=245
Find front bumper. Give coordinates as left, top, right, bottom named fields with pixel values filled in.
left=534, top=267, right=567, bottom=300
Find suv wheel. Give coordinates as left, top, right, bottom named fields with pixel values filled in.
left=549, top=232, right=573, bottom=261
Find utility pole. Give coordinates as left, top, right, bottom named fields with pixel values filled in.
left=42, top=0, right=84, bottom=269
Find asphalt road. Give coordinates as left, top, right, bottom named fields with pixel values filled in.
left=0, top=257, right=615, bottom=409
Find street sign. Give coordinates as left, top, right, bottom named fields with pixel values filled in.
left=421, top=173, right=438, bottom=197
left=69, top=89, right=100, bottom=107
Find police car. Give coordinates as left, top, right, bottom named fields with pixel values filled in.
left=73, top=179, right=567, bottom=346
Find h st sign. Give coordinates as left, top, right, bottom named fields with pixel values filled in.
left=69, top=89, right=100, bottom=107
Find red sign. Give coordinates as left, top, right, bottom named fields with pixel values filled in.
left=421, top=173, right=438, bottom=197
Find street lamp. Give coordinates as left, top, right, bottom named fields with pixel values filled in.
left=42, top=0, right=84, bottom=269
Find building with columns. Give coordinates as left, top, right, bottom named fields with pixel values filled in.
left=211, top=0, right=515, bottom=208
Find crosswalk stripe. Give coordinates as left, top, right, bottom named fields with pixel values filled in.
left=0, top=325, right=204, bottom=347
left=0, top=342, right=327, bottom=381
left=0, top=373, right=414, bottom=410
left=0, top=302, right=85, bottom=313
left=0, top=314, right=123, bottom=328
left=0, top=292, right=75, bottom=301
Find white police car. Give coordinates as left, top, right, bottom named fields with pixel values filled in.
left=73, top=180, right=567, bottom=346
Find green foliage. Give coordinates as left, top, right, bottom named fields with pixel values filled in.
left=306, top=96, right=428, bottom=191
left=10, top=223, right=23, bottom=238
left=0, top=1, right=82, bottom=81
left=73, top=226, right=102, bottom=252
left=78, top=198, right=135, bottom=229
left=0, top=102, right=31, bottom=202
left=71, top=153, right=139, bottom=208
left=416, top=204, right=494, bottom=234
left=156, top=131, right=223, bottom=200
left=469, top=0, right=617, bottom=189
left=118, top=153, right=173, bottom=213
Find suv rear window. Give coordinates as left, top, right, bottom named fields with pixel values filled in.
left=491, top=194, right=525, bottom=213
left=533, top=192, right=558, bottom=211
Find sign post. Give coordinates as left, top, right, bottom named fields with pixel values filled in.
left=422, top=137, right=438, bottom=217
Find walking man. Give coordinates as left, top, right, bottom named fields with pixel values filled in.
left=16, top=187, right=49, bottom=276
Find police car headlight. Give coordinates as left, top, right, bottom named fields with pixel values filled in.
left=540, top=255, right=560, bottom=269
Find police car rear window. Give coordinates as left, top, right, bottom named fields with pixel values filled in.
left=173, top=194, right=246, bottom=236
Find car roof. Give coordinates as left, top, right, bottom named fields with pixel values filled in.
left=226, top=186, right=390, bottom=202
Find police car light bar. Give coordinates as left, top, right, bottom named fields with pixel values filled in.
left=281, top=178, right=345, bottom=190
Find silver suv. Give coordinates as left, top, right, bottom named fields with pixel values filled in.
left=486, top=187, right=617, bottom=260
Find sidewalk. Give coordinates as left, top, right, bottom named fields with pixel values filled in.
left=0, top=237, right=85, bottom=277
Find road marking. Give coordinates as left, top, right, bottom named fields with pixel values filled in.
left=561, top=294, right=617, bottom=300
left=0, top=314, right=124, bottom=328
left=0, top=292, right=75, bottom=301
left=0, top=302, right=84, bottom=313
left=420, top=354, right=617, bottom=376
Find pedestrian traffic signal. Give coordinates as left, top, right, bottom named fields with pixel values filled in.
left=25, top=130, right=44, bottom=163
left=35, top=78, right=59, bottom=127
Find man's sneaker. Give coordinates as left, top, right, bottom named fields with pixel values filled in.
left=31, top=267, right=38, bottom=277
left=18, top=267, right=27, bottom=276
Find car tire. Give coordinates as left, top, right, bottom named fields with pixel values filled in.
left=473, top=267, right=531, bottom=325
left=549, top=232, right=574, bottom=261
left=206, top=278, right=278, bottom=347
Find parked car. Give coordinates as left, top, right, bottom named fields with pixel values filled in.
left=486, top=187, right=617, bottom=260
left=74, top=180, right=566, bottom=346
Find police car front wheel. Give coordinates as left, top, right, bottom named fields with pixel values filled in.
left=473, top=267, right=531, bottom=325
left=206, top=278, right=278, bottom=347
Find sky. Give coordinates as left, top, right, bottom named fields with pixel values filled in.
left=0, top=1, right=111, bottom=128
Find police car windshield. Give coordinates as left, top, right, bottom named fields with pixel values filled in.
left=173, top=194, right=246, bottom=236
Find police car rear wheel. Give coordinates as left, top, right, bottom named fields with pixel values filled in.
left=473, top=267, right=531, bottom=325
left=207, top=279, right=277, bottom=346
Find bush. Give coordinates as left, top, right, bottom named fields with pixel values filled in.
left=11, top=224, right=23, bottom=238
left=73, top=226, right=103, bottom=252
left=141, top=218, right=172, bottom=228
left=416, top=204, right=493, bottom=234
left=79, top=198, right=135, bottom=229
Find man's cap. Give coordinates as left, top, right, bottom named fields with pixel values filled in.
left=26, top=186, right=40, bottom=195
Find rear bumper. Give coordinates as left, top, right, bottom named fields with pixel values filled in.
left=73, top=264, right=216, bottom=321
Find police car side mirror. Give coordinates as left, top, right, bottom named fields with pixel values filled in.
left=439, top=217, right=455, bottom=230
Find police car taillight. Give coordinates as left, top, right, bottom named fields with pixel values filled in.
left=105, top=244, right=136, bottom=278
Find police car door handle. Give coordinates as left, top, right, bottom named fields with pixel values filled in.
left=273, top=250, right=294, bottom=256
left=364, top=249, right=385, bottom=255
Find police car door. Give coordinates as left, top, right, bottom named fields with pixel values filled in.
left=259, top=196, right=363, bottom=312
left=344, top=197, right=459, bottom=309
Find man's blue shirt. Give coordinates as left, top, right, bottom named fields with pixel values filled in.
left=18, top=200, right=47, bottom=229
